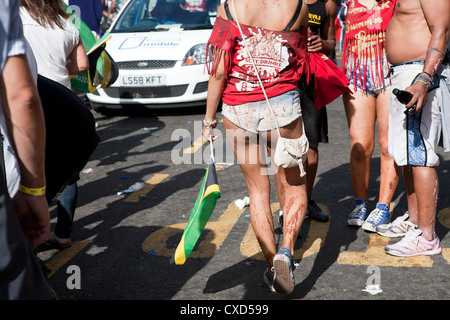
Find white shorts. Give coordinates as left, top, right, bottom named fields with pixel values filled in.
left=388, top=64, right=442, bottom=167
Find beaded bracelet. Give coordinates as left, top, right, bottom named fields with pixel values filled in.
left=203, top=118, right=218, bottom=128
left=19, top=184, right=46, bottom=196
left=414, top=72, right=433, bottom=88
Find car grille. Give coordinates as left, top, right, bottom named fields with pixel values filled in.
left=116, top=60, right=177, bottom=69
left=193, top=81, right=208, bottom=94
left=103, top=85, right=188, bottom=98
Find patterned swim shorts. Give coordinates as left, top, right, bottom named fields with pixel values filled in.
left=388, top=63, right=442, bottom=167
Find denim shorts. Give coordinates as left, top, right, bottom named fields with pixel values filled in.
left=346, top=56, right=391, bottom=96
left=221, top=89, right=302, bottom=134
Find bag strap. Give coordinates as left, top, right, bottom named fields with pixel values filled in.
left=226, top=0, right=302, bottom=31
left=283, top=0, right=303, bottom=31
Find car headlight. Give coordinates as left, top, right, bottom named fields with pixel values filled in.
left=182, top=44, right=206, bottom=66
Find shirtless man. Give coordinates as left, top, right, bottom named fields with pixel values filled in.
left=382, top=0, right=450, bottom=257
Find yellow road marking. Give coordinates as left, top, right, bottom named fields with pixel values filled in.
left=240, top=202, right=330, bottom=260
left=45, top=240, right=91, bottom=278
left=184, top=119, right=224, bottom=154
left=437, top=209, right=450, bottom=263
left=124, top=173, right=169, bottom=203
left=337, top=233, right=434, bottom=267
left=442, top=248, right=450, bottom=263
left=294, top=218, right=330, bottom=260
left=142, top=201, right=245, bottom=257
left=140, top=197, right=448, bottom=266
left=438, top=208, right=450, bottom=228
left=240, top=203, right=280, bottom=260
left=184, top=135, right=205, bottom=154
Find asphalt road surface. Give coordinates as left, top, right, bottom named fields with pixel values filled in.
left=36, top=95, right=450, bottom=306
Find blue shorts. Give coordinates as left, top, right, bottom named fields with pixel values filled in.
left=221, top=90, right=302, bottom=134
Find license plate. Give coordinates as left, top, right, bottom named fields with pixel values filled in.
left=119, top=75, right=166, bottom=87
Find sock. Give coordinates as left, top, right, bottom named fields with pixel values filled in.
left=355, top=198, right=365, bottom=206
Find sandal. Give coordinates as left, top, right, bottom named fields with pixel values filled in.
left=43, top=232, right=72, bottom=249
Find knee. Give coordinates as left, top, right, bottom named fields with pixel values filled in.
left=378, top=140, right=390, bottom=158
left=351, top=142, right=374, bottom=161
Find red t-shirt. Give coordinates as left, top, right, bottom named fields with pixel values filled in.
left=206, top=17, right=307, bottom=105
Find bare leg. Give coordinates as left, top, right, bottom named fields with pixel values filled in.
left=402, top=166, right=419, bottom=224
left=411, top=166, right=438, bottom=240
left=376, top=91, right=401, bottom=205
left=343, top=91, right=376, bottom=201
left=224, top=118, right=276, bottom=270
left=224, top=116, right=308, bottom=269
left=304, top=147, right=318, bottom=201
left=264, top=118, right=308, bottom=254
left=265, top=117, right=307, bottom=295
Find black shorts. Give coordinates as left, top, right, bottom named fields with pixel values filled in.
left=300, top=76, right=329, bottom=150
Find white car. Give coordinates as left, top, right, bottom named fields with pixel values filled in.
left=88, top=0, right=220, bottom=111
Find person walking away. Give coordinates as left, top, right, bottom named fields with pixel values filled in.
left=20, top=0, right=89, bottom=248
left=203, top=0, right=309, bottom=294
left=300, top=0, right=338, bottom=222
left=341, top=0, right=401, bottom=232
left=383, top=0, right=449, bottom=257
left=276, top=0, right=338, bottom=226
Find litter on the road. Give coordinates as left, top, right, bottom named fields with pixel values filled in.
left=117, top=181, right=144, bottom=195
left=142, top=127, right=159, bottom=131
left=235, top=196, right=250, bottom=209
left=362, top=284, right=383, bottom=295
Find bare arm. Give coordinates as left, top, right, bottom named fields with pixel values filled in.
left=0, top=54, right=50, bottom=248
left=202, top=5, right=227, bottom=141
left=66, top=35, right=89, bottom=75
left=203, top=42, right=227, bottom=142
left=308, top=0, right=338, bottom=55
left=421, top=0, right=450, bottom=77
left=405, top=0, right=450, bottom=111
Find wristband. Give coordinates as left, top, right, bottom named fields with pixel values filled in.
left=414, top=72, right=433, bottom=88
left=427, top=48, right=445, bottom=55
left=19, top=184, right=46, bottom=196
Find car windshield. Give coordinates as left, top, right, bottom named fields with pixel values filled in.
left=112, top=0, right=220, bottom=32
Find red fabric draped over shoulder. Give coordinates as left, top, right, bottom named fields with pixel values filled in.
left=206, top=17, right=308, bottom=105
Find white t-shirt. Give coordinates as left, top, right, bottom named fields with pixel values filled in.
left=20, top=8, right=80, bottom=89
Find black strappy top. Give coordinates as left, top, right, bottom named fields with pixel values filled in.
left=223, top=0, right=303, bottom=31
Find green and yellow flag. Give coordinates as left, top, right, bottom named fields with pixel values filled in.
left=63, top=3, right=118, bottom=92
left=170, top=160, right=221, bottom=265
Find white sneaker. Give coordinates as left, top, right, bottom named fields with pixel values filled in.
left=272, top=247, right=295, bottom=294
left=385, top=228, right=442, bottom=257
left=376, top=212, right=417, bottom=238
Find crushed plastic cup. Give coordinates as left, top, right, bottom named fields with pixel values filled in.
left=235, top=196, right=250, bottom=209
left=117, top=181, right=145, bottom=195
